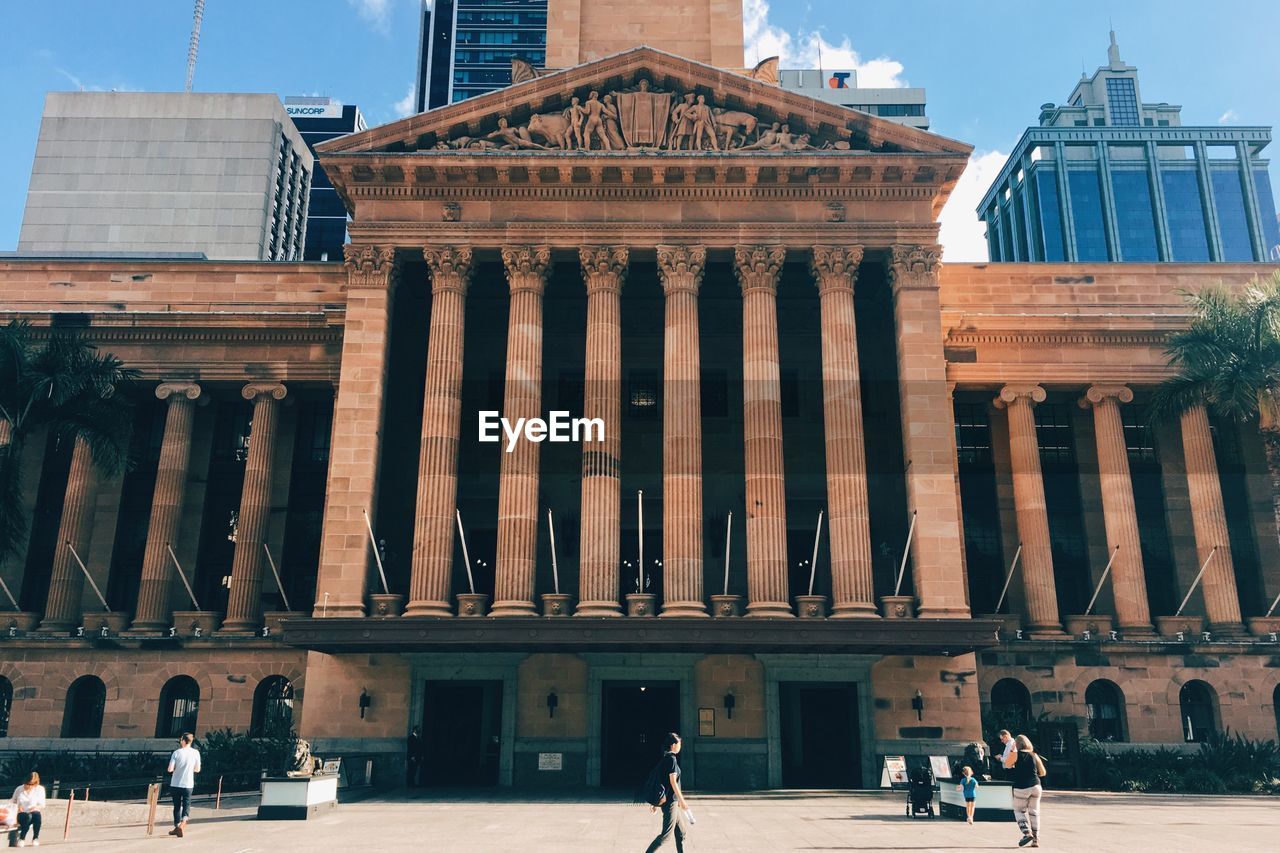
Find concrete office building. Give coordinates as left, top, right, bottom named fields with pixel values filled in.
left=778, top=69, right=928, bottom=131
left=17, top=93, right=313, bottom=262
left=284, top=97, right=367, bottom=261
left=415, top=0, right=549, bottom=111
left=979, top=34, right=1280, bottom=263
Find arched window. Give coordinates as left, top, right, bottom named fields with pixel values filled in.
left=250, top=676, right=294, bottom=737
left=990, top=678, right=1033, bottom=729
left=0, top=676, right=12, bottom=737
left=156, top=676, right=200, bottom=738
left=1085, top=679, right=1127, bottom=742
left=1179, top=680, right=1217, bottom=743
left=62, top=675, right=106, bottom=738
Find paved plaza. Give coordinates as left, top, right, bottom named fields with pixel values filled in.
left=35, top=789, right=1280, bottom=852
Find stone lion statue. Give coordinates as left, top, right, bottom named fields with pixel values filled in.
left=287, top=738, right=317, bottom=777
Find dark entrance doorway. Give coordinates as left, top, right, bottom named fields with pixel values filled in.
left=601, top=681, right=680, bottom=788
left=420, top=680, right=503, bottom=786
left=779, top=683, right=861, bottom=788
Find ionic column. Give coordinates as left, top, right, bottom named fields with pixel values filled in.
left=812, top=247, right=876, bottom=618
left=735, top=245, right=792, bottom=617
left=406, top=247, right=475, bottom=617
left=131, top=382, right=202, bottom=631
left=888, top=246, right=971, bottom=618
left=492, top=245, right=554, bottom=617
left=1079, top=385, right=1154, bottom=634
left=38, top=437, right=99, bottom=631
left=657, top=245, right=707, bottom=617
left=576, top=247, right=627, bottom=617
left=993, top=384, right=1062, bottom=635
left=313, top=245, right=397, bottom=618
left=222, top=382, right=287, bottom=632
left=1180, top=405, right=1245, bottom=631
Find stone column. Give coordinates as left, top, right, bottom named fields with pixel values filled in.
left=1180, top=405, right=1245, bottom=631
left=811, top=247, right=877, bottom=618
left=657, top=245, right=707, bottom=617
left=222, top=382, right=287, bottom=632
left=888, top=246, right=971, bottom=618
left=735, top=245, right=792, bottom=618
left=406, top=247, right=475, bottom=617
left=993, top=384, right=1062, bottom=635
left=576, top=247, right=627, bottom=617
left=492, top=246, right=554, bottom=617
left=1079, top=385, right=1155, bottom=633
left=313, top=245, right=397, bottom=618
left=130, top=382, right=202, bottom=631
left=38, top=437, right=99, bottom=631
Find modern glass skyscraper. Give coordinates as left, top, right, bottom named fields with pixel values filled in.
left=979, top=33, right=1280, bottom=263
left=414, top=0, right=549, bottom=112
left=284, top=98, right=366, bottom=261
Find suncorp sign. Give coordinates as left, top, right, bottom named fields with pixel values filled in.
left=286, top=103, right=343, bottom=119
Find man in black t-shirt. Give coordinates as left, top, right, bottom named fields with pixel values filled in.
left=644, top=733, right=688, bottom=853
left=406, top=726, right=425, bottom=787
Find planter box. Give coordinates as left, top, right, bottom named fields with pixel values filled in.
left=367, top=594, right=405, bottom=618
left=2, top=612, right=40, bottom=634
left=456, top=593, right=489, bottom=617
left=1156, top=615, right=1205, bottom=638
left=1064, top=614, right=1113, bottom=637
left=1247, top=616, right=1280, bottom=638
left=880, top=595, right=915, bottom=620
left=979, top=613, right=1023, bottom=638
left=172, top=610, right=223, bottom=637
left=541, top=593, right=573, bottom=617
left=258, top=774, right=338, bottom=820
left=263, top=610, right=305, bottom=637
left=710, top=594, right=743, bottom=618
left=625, top=593, right=657, bottom=617
left=795, top=595, right=829, bottom=619
left=82, top=611, right=130, bottom=635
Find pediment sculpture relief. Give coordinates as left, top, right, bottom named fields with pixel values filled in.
left=431, top=78, right=851, bottom=154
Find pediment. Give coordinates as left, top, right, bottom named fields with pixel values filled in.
left=319, top=46, right=971, bottom=158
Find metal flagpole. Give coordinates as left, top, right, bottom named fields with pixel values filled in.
left=722, top=511, right=733, bottom=597
left=165, top=543, right=201, bottom=610
left=65, top=542, right=110, bottom=612
left=1265, top=586, right=1280, bottom=618
left=0, top=573, right=20, bottom=611
left=456, top=510, right=476, bottom=595
left=637, top=490, right=645, bottom=593
left=261, top=542, right=292, bottom=613
left=362, top=509, right=391, bottom=595
left=1083, top=545, right=1121, bottom=616
left=547, top=508, right=560, bottom=595
left=807, top=510, right=824, bottom=596
left=1175, top=546, right=1218, bottom=617
left=893, top=511, right=918, bottom=597
left=993, top=543, right=1024, bottom=615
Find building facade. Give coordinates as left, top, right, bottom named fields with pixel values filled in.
left=778, top=69, right=928, bottom=131
left=979, top=34, right=1280, bottom=263
left=2, top=7, right=1280, bottom=791
left=17, top=93, right=313, bottom=262
left=415, top=0, right=549, bottom=112
left=284, top=97, right=367, bottom=261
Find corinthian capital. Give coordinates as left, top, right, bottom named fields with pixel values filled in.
left=889, top=244, right=942, bottom=290
left=656, top=245, right=707, bottom=296
left=501, top=245, right=553, bottom=294
left=993, top=384, right=1046, bottom=410
left=1080, top=384, right=1134, bottom=409
left=342, top=244, right=396, bottom=289
left=423, top=245, right=475, bottom=294
left=579, top=246, right=629, bottom=294
left=810, top=246, right=865, bottom=294
left=733, top=245, right=786, bottom=294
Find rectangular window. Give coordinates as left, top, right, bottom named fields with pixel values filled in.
left=1110, top=170, right=1159, bottom=262
left=954, top=403, right=994, bottom=466
left=1255, top=168, right=1280, bottom=261
left=1161, top=169, right=1211, bottom=262
left=1035, top=403, right=1077, bottom=466
left=1106, top=78, right=1140, bottom=126
left=1012, top=189, right=1030, bottom=261
left=1068, top=168, right=1111, bottom=261
left=1033, top=170, right=1067, bottom=262
left=1212, top=168, right=1255, bottom=261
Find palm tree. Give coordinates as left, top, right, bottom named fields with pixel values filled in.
left=1149, top=270, right=1280, bottom=557
left=0, top=319, right=138, bottom=572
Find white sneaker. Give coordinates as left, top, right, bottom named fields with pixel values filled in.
left=16, top=840, right=25, bottom=848
left=32, top=841, right=40, bottom=847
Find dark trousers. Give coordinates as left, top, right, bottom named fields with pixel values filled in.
left=406, top=758, right=422, bottom=787
left=171, top=786, right=192, bottom=827
left=644, top=801, right=686, bottom=853
left=17, top=811, right=41, bottom=840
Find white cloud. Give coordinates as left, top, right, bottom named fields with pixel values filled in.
left=348, top=0, right=393, bottom=32
left=392, top=83, right=416, bottom=118
left=938, top=150, right=1010, bottom=262
left=1218, top=109, right=1239, bottom=124
left=742, top=0, right=906, bottom=88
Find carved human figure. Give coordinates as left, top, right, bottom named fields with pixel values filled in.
left=667, top=93, right=695, bottom=150
left=485, top=116, right=545, bottom=150
left=739, top=122, right=782, bottom=151
left=601, top=94, right=627, bottom=150
left=565, top=96, right=586, bottom=148
left=581, top=91, right=611, bottom=151
left=688, top=95, right=720, bottom=151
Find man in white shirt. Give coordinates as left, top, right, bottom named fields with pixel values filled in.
left=167, top=733, right=201, bottom=837
left=998, top=730, right=1015, bottom=777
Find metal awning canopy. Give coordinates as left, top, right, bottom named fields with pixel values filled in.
left=282, top=617, right=1001, bottom=656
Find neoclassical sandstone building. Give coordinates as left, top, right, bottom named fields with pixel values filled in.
left=2, top=4, right=1279, bottom=789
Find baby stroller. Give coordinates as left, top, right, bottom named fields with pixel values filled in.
left=905, top=765, right=935, bottom=818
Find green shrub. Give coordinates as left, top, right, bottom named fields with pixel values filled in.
left=1183, top=768, right=1228, bottom=794
left=194, top=727, right=298, bottom=794
left=1193, top=730, right=1280, bottom=793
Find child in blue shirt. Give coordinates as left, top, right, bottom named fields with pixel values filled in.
left=958, top=765, right=978, bottom=824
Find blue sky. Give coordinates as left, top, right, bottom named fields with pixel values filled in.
left=1, top=0, right=1277, bottom=257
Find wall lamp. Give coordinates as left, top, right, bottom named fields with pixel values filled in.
left=723, top=693, right=736, bottom=720
left=547, top=691, right=559, bottom=719
left=359, top=688, right=371, bottom=719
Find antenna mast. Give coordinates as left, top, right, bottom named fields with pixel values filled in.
left=185, top=0, right=206, bottom=93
